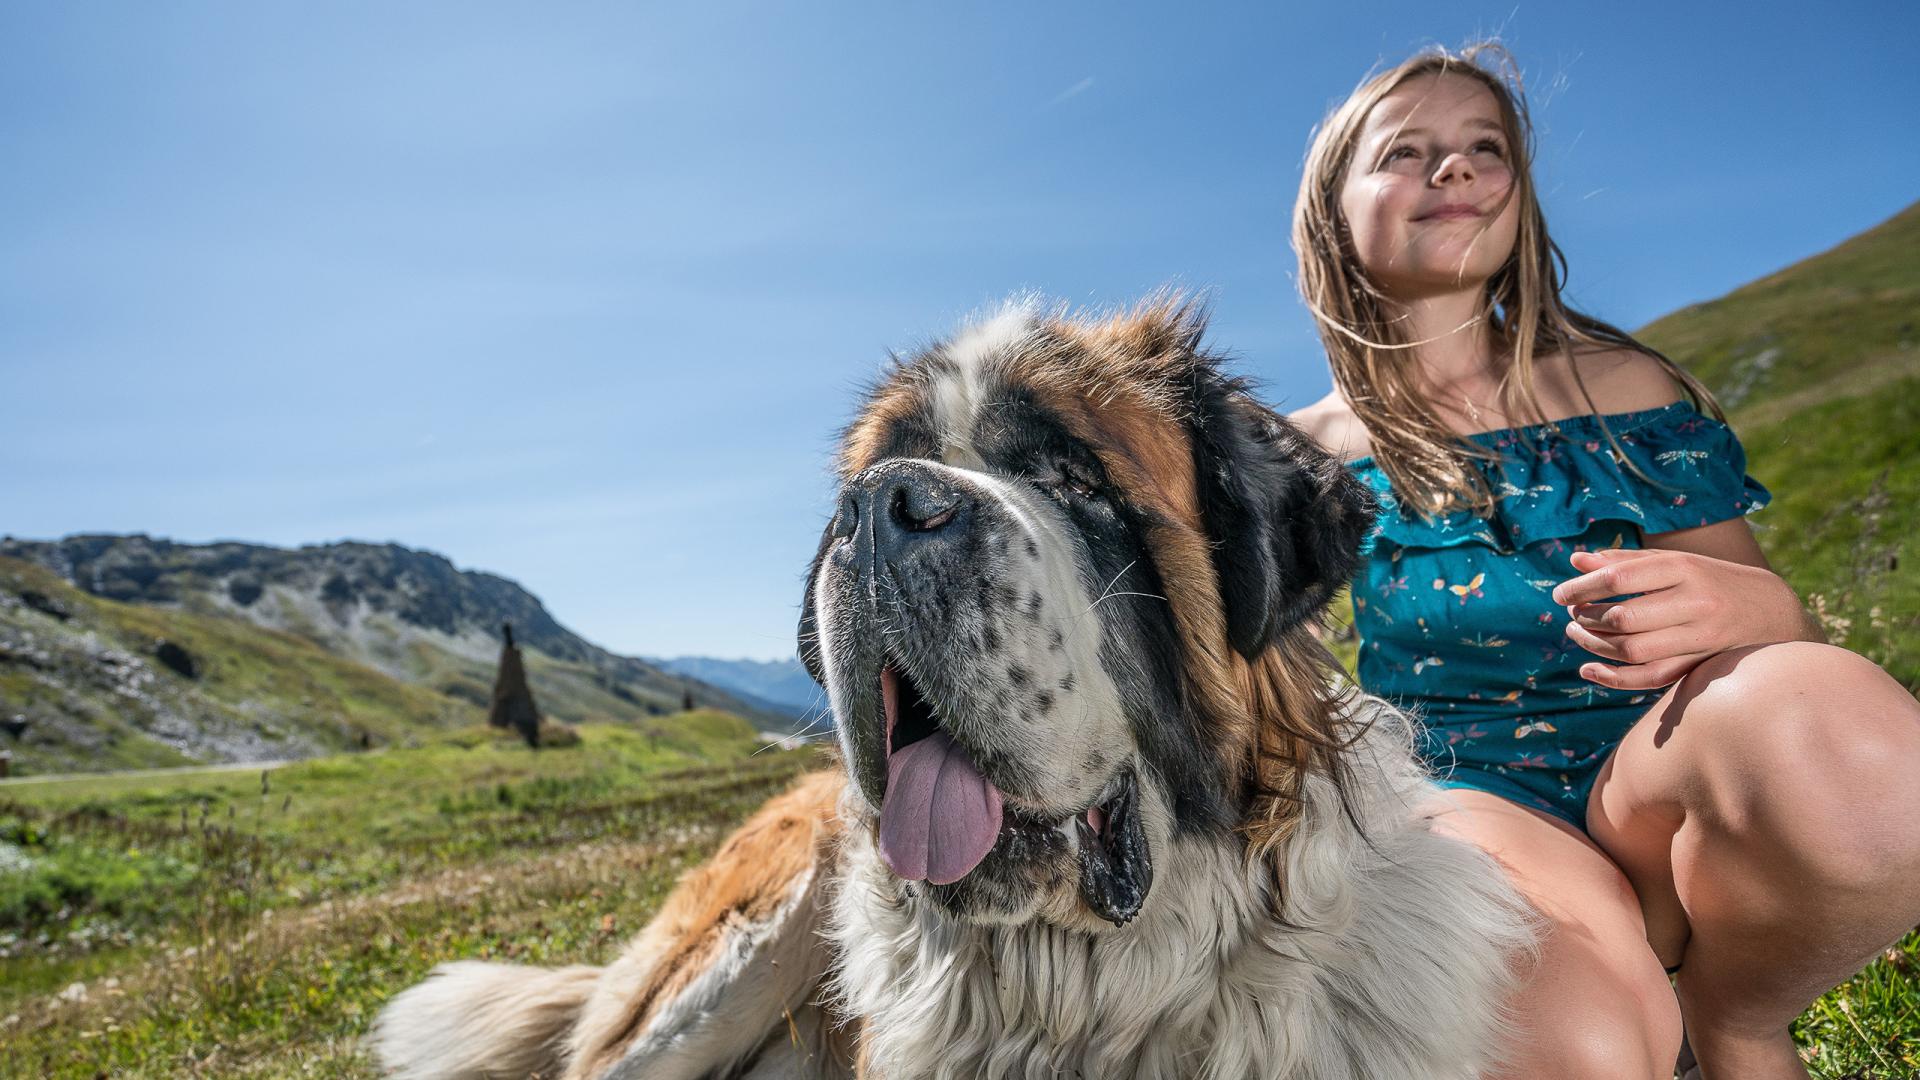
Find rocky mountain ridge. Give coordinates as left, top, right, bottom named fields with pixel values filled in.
left=0, top=534, right=797, bottom=733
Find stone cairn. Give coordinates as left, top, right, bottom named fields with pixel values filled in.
left=487, top=622, right=542, bottom=748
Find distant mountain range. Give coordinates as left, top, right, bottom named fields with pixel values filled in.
left=0, top=535, right=817, bottom=776
left=648, top=655, right=827, bottom=732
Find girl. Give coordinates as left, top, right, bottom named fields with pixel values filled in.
left=1286, top=44, right=1920, bottom=1080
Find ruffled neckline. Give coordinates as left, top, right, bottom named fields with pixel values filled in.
left=1341, top=398, right=1769, bottom=555
left=1341, top=399, right=1692, bottom=471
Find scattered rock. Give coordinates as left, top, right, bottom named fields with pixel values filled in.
left=227, top=577, right=263, bottom=607
left=321, top=574, right=354, bottom=605
left=1721, top=343, right=1781, bottom=409
left=153, top=640, right=199, bottom=679
left=17, top=590, right=71, bottom=622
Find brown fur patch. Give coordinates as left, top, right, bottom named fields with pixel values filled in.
left=572, top=770, right=846, bottom=1077
left=838, top=370, right=930, bottom=481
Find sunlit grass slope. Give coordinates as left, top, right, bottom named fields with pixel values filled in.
left=1, top=718, right=817, bottom=1078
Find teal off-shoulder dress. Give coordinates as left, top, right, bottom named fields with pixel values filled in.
left=1344, top=399, right=1772, bottom=832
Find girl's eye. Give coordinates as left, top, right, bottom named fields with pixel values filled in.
left=1382, top=144, right=1420, bottom=165
left=1472, top=139, right=1506, bottom=157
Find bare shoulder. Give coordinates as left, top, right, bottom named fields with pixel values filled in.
left=1558, top=345, right=1687, bottom=415
left=1286, top=391, right=1374, bottom=463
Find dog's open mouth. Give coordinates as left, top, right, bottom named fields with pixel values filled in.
left=874, top=661, right=1152, bottom=924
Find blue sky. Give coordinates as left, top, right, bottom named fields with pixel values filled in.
left=3, top=2, right=1916, bottom=662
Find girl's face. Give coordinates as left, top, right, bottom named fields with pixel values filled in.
left=1338, top=72, right=1521, bottom=301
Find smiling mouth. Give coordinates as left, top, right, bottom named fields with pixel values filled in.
left=873, top=661, right=1152, bottom=925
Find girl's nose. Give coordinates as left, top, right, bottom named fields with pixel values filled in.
left=1432, top=151, right=1477, bottom=185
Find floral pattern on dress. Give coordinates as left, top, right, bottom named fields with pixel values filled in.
left=1345, top=400, right=1772, bottom=828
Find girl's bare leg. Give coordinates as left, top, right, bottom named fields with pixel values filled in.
left=1424, top=789, right=1683, bottom=1080
left=1588, top=641, right=1920, bottom=1080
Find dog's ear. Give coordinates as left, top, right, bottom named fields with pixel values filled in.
left=1191, top=378, right=1377, bottom=660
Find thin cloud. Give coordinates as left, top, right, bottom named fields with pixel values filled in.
left=1046, top=76, right=1095, bottom=107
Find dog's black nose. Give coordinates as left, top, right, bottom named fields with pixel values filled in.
left=856, top=464, right=969, bottom=563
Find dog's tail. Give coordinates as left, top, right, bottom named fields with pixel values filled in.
left=369, top=960, right=601, bottom=1080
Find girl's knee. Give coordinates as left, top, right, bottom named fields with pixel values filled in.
left=1496, top=988, right=1681, bottom=1080
left=1495, top=928, right=1682, bottom=1080
left=1675, top=643, right=1920, bottom=813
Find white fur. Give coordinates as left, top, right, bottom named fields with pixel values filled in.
left=370, top=960, right=600, bottom=1080
left=928, top=299, right=1040, bottom=470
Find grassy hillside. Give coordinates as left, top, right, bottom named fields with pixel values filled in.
left=0, top=557, right=468, bottom=776
left=1637, top=200, right=1920, bottom=690
left=0, top=552, right=790, bottom=777
left=1637, top=201, right=1920, bottom=419
left=0, top=718, right=815, bottom=1078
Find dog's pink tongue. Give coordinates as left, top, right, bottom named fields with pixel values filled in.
left=878, top=733, right=1004, bottom=885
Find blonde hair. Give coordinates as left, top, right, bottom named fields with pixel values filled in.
left=1291, top=42, right=1722, bottom=518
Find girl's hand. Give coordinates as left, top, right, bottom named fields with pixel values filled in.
left=1551, top=548, right=1809, bottom=690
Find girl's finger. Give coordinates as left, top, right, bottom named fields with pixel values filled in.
left=1568, top=596, right=1693, bottom=635
left=1551, top=551, right=1685, bottom=607
left=1567, top=547, right=1661, bottom=569
left=1578, top=652, right=1705, bottom=691
left=1563, top=621, right=1707, bottom=666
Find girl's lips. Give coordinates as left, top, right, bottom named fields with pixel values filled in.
left=1420, top=206, right=1489, bottom=221
left=1415, top=206, right=1484, bottom=221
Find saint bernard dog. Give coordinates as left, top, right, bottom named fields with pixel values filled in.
left=373, top=296, right=1535, bottom=1080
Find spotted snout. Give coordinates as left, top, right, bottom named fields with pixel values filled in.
left=812, top=459, right=1131, bottom=820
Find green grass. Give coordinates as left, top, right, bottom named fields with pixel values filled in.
left=0, top=716, right=820, bottom=1077
left=1792, top=930, right=1920, bottom=1079
left=7, top=709, right=1915, bottom=1077
left=1736, top=376, right=1920, bottom=689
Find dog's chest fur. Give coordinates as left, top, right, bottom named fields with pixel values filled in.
left=822, top=711, right=1526, bottom=1080
left=831, top=837, right=1296, bottom=1079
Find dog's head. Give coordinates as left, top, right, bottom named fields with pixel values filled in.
left=797, top=296, right=1377, bottom=930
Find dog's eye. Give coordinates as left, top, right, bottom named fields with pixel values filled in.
left=1060, top=463, right=1101, bottom=499
left=1020, top=460, right=1104, bottom=502
left=1036, top=462, right=1101, bottom=500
